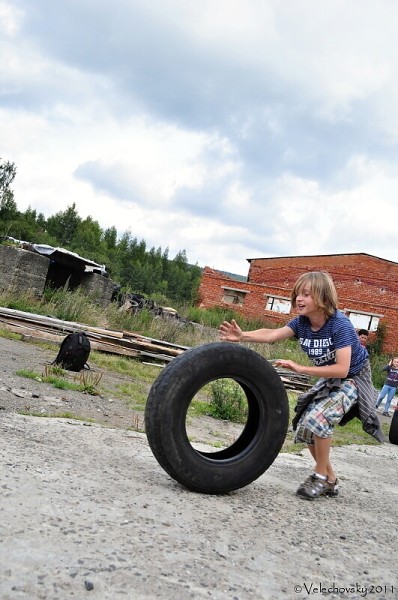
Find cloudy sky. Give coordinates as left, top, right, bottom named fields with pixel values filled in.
left=2, top=0, right=398, bottom=276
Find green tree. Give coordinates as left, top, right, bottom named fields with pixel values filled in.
left=46, top=203, right=81, bottom=246
left=72, top=216, right=104, bottom=259
left=165, top=251, right=201, bottom=302
left=103, top=226, right=117, bottom=250
left=14, top=207, right=42, bottom=241
left=0, top=160, right=16, bottom=202
left=174, top=249, right=188, bottom=266
left=0, top=187, right=203, bottom=305
left=0, top=160, right=18, bottom=235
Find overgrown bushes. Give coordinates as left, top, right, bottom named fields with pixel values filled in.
left=208, top=379, right=248, bottom=422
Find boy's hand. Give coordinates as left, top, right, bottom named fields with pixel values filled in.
left=219, top=319, right=243, bottom=342
left=274, top=359, right=303, bottom=374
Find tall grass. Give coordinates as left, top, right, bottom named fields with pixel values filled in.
left=0, top=289, right=390, bottom=446
left=43, top=286, right=102, bottom=324
left=208, top=379, right=248, bottom=422
left=0, top=288, right=388, bottom=388
left=187, top=305, right=272, bottom=331
left=0, top=290, right=40, bottom=313
left=0, top=288, right=101, bottom=325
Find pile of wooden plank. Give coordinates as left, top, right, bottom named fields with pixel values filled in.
left=269, top=362, right=312, bottom=392
left=0, top=307, right=187, bottom=363
left=0, top=307, right=311, bottom=392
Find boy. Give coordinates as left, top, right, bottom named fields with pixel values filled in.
left=219, top=271, right=383, bottom=500
left=357, top=329, right=369, bottom=348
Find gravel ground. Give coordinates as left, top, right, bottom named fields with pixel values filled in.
left=0, top=336, right=397, bottom=600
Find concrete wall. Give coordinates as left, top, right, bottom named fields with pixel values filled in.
left=0, top=245, right=115, bottom=308
left=198, top=254, right=398, bottom=354
left=80, top=272, right=115, bottom=308
left=0, top=245, right=49, bottom=297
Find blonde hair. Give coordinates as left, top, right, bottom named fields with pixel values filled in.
left=291, top=271, right=338, bottom=318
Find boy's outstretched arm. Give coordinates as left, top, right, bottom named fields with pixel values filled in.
left=219, top=319, right=294, bottom=344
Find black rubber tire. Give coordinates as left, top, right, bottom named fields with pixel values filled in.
left=145, top=342, right=289, bottom=494
left=388, top=409, right=398, bottom=444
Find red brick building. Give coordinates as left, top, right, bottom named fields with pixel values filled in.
left=198, top=253, right=398, bottom=354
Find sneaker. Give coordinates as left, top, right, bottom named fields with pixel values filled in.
left=382, top=411, right=391, bottom=417
left=296, top=474, right=329, bottom=500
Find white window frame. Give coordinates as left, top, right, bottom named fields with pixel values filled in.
left=265, top=295, right=292, bottom=314
left=344, top=309, right=383, bottom=332
left=222, top=287, right=248, bottom=306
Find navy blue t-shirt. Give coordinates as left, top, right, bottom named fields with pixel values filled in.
left=383, top=365, right=398, bottom=388
left=287, top=310, right=368, bottom=376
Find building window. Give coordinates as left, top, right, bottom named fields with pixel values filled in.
left=345, top=310, right=381, bottom=332
left=265, top=296, right=291, bottom=314
left=222, top=287, right=247, bottom=306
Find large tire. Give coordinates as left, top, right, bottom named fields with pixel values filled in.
left=145, top=342, right=289, bottom=494
left=388, top=409, right=398, bottom=445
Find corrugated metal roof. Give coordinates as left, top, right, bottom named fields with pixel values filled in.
left=6, top=237, right=107, bottom=274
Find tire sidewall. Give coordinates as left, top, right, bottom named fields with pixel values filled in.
left=145, top=342, right=289, bottom=493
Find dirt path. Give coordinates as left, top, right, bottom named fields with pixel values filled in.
left=0, top=336, right=397, bottom=599
left=0, top=335, right=244, bottom=445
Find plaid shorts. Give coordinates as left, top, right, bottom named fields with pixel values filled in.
left=295, top=379, right=358, bottom=445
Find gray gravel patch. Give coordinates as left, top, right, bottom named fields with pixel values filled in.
left=1, top=412, right=397, bottom=600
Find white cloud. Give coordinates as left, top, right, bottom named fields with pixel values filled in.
left=0, top=0, right=22, bottom=35
left=2, top=0, right=398, bottom=277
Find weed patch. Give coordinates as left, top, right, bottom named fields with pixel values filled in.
left=208, top=378, right=248, bottom=423
left=16, top=366, right=102, bottom=395
left=18, top=410, right=95, bottom=422
left=115, top=382, right=149, bottom=408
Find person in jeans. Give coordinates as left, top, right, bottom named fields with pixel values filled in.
left=219, top=271, right=383, bottom=500
left=376, top=357, right=398, bottom=416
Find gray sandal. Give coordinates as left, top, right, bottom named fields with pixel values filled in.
left=296, top=474, right=338, bottom=500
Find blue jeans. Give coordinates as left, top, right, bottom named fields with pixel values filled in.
left=376, top=385, right=397, bottom=412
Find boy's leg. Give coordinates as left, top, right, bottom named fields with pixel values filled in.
left=295, top=380, right=357, bottom=499
left=313, top=436, right=335, bottom=481
left=297, top=437, right=337, bottom=499
left=308, top=440, right=336, bottom=482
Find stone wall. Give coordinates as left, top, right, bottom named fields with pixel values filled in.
left=0, top=246, right=49, bottom=297
left=0, top=245, right=115, bottom=308
left=80, top=272, right=115, bottom=308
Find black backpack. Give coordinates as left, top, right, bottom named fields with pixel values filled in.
left=53, top=331, right=91, bottom=372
